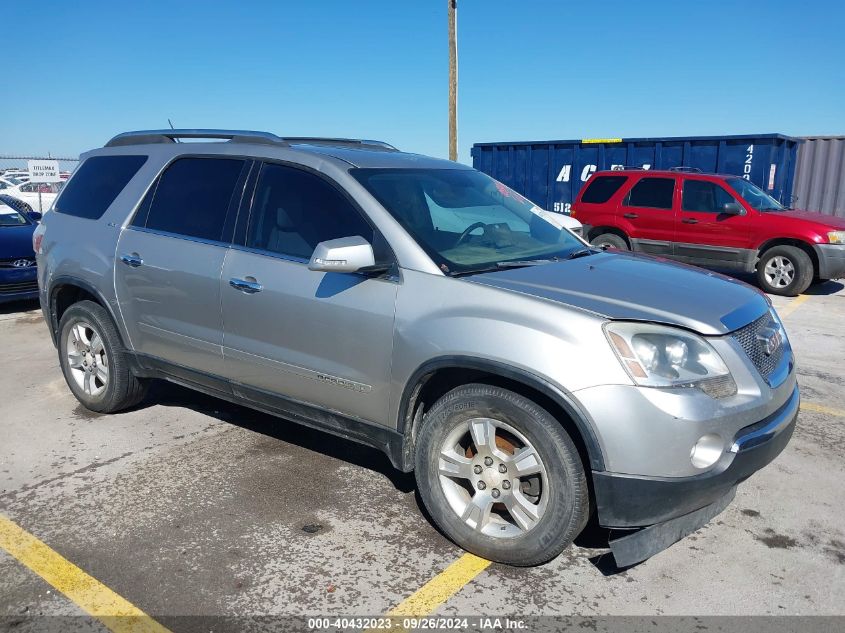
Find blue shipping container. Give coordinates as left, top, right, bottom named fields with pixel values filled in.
left=471, top=134, right=800, bottom=214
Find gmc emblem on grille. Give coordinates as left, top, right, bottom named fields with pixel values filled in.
left=757, top=328, right=782, bottom=356
left=12, top=259, right=33, bottom=268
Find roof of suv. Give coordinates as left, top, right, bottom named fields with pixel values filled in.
left=100, top=129, right=468, bottom=171
left=593, top=168, right=738, bottom=179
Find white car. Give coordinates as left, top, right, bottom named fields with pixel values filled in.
left=1, top=181, right=63, bottom=212
left=0, top=177, right=23, bottom=190
left=1, top=170, right=30, bottom=183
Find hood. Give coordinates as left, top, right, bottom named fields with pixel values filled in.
left=770, top=208, right=845, bottom=230
left=0, top=224, right=37, bottom=259
left=468, top=251, right=769, bottom=335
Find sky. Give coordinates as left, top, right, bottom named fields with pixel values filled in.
left=1, top=0, right=843, bottom=165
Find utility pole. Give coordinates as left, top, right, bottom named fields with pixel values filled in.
left=448, top=0, right=458, bottom=161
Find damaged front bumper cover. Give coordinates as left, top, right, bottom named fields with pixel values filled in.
left=593, top=385, right=799, bottom=567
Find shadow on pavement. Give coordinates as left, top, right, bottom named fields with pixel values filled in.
left=0, top=298, right=40, bottom=316
left=138, top=379, right=417, bottom=494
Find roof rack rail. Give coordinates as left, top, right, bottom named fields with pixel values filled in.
left=610, top=165, right=647, bottom=171
left=283, top=137, right=398, bottom=151
left=668, top=166, right=702, bottom=173
left=105, top=130, right=399, bottom=151
left=105, top=129, right=286, bottom=148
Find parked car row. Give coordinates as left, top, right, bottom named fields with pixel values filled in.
left=0, top=168, right=72, bottom=182
left=0, top=180, right=64, bottom=212
left=571, top=168, right=845, bottom=296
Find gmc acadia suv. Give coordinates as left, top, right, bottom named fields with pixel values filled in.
left=572, top=168, right=845, bottom=296
left=35, top=130, right=799, bottom=567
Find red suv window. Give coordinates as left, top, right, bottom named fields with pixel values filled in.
left=624, top=177, right=675, bottom=209
left=581, top=175, right=628, bottom=204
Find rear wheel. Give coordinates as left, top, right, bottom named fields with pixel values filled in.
left=590, top=232, right=628, bottom=250
left=58, top=301, right=148, bottom=413
left=756, top=245, right=813, bottom=296
left=415, top=384, right=589, bottom=566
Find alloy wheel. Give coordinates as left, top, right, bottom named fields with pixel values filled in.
left=438, top=417, right=550, bottom=538
left=764, top=255, right=795, bottom=288
left=66, top=321, right=109, bottom=397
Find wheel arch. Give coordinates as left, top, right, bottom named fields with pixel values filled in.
left=397, top=356, right=606, bottom=474
left=756, top=238, right=819, bottom=275
left=587, top=225, right=630, bottom=247
left=47, top=276, right=128, bottom=349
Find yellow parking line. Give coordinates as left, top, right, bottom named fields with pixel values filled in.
left=386, top=553, right=490, bottom=616
left=801, top=402, right=845, bottom=417
left=0, top=515, right=171, bottom=633
left=778, top=294, right=810, bottom=320
left=366, top=553, right=490, bottom=632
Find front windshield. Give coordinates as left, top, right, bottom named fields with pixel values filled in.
left=352, top=168, right=586, bottom=274
left=0, top=206, right=28, bottom=226
left=727, top=178, right=784, bottom=211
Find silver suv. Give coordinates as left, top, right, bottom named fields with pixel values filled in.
left=35, top=130, right=798, bottom=567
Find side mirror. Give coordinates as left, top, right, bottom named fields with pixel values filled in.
left=28, top=211, right=43, bottom=222
left=308, top=236, right=376, bottom=273
left=722, top=202, right=745, bottom=216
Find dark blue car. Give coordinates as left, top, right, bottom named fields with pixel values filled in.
left=0, top=194, right=41, bottom=304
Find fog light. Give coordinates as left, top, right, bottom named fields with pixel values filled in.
left=690, top=434, right=723, bottom=469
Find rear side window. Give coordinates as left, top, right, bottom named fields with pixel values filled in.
left=625, top=177, right=675, bottom=210
left=54, top=155, right=147, bottom=219
left=581, top=175, right=627, bottom=204
left=135, top=157, right=245, bottom=242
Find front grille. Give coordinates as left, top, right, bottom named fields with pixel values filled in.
left=0, top=258, right=36, bottom=268
left=731, top=312, right=785, bottom=379
left=0, top=280, right=39, bottom=294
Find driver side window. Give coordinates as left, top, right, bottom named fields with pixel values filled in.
left=682, top=180, right=737, bottom=213
left=246, top=163, right=375, bottom=260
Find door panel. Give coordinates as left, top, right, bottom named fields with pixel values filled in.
left=220, top=249, right=398, bottom=425
left=675, top=178, right=753, bottom=269
left=114, top=228, right=227, bottom=375
left=619, top=176, right=678, bottom=256
left=113, top=156, right=248, bottom=376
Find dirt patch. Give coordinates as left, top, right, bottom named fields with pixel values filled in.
left=741, top=509, right=761, bottom=518
left=754, top=528, right=798, bottom=549
left=71, top=404, right=106, bottom=420
left=823, top=539, right=845, bottom=565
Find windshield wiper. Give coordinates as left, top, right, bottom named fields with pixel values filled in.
left=495, top=259, right=556, bottom=268
left=565, top=247, right=599, bottom=260
left=449, top=259, right=554, bottom=277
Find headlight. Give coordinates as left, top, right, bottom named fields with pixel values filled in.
left=827, top=231, right=845, bottom=244
left=604, top=322, right=735, bottom=392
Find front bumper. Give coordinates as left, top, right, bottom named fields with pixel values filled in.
left=0, top=267, right=38, bottom=304
left=813, top=243, right=845, bottom=280
left=593, top=384, right=798, bottom=529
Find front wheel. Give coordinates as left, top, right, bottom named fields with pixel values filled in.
left=415, top=384, right=589, bottom=566
left=756, top=245, right=813, bottom=296
left=590, top=232, right=628, bottom=250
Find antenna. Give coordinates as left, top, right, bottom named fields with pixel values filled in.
left=167, top=119, right=178, bottom=142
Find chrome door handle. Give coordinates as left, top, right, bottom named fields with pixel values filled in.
left=229, top=277, right=263, bottom=294
left=120, top=253, right=143, bottom=267
left=682, top=218, right=699, bottom=224
left=623, top=213, right=639, bottom=219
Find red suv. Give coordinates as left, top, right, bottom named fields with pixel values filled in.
left=572, top=168, right=845, bottom=295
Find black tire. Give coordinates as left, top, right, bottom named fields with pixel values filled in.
left=756, top=245, right=814, bottom=296
left=590, top=232, right=628, bottom=250
left=415, top=384, right=589, bottom=566
left=58, top=300, right=148, bottom=413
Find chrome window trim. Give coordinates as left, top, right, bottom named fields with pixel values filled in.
left=122, top=225, right=233, bottom=249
